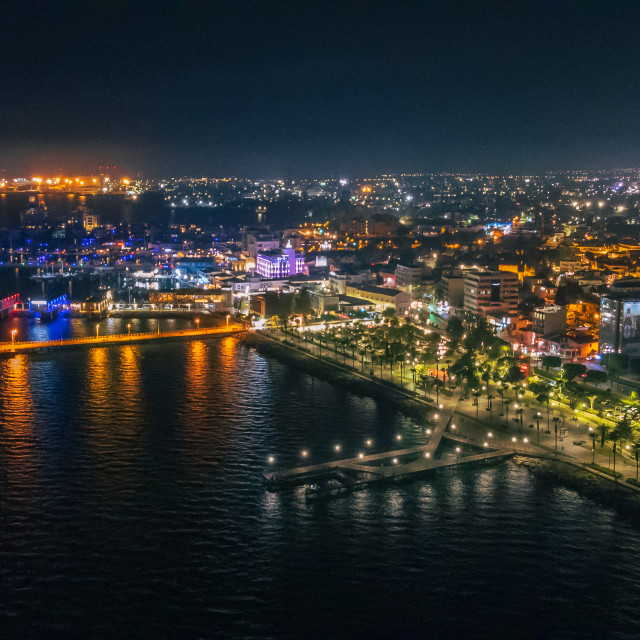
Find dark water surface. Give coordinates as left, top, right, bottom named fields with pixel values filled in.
left=1, top=337, right=640, bottom=639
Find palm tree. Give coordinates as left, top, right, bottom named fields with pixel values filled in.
left=505, top=399, right=512, bottom=426
left=473, top=390, right=481, bottom=420
left=589, top=432, right=598, bottom=464
left=631, top=439, right=640, bottom=481
left=537, top=392, right=551, bottom=433
left=598, top=422, right=609, bottom=448
left=609, top=425, right=622, bottom=478
left=553, top=416, right=560, bottom=452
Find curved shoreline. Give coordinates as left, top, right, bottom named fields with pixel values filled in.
left=242, top=331, right=434, bottom=422
left=243, top=331, right=640, bottom=518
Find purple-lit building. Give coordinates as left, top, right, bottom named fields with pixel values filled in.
left=256, top=244, right=305, bottom=279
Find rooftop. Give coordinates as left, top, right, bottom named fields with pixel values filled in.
left=350, top=284, right=404, bottom=297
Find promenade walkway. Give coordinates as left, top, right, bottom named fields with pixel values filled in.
left=0, top=325, right=246, bottom=353
left=260, top=328, right=640, bottom=494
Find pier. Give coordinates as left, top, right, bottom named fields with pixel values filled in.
left=0, top=325, right=246, bottom=354
left=264, top=413, right=542, bottom=500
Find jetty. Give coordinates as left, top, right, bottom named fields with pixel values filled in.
left=264, top=409, right=524, bottom=499
left=0, top=325, right=246, bottom=354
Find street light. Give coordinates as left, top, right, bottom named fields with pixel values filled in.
left=195, top=318, right=200, bottom=330
left=226, top=314, right=231, bottom=328
left=127, top=323, right=131, bottom=335
left=96, top=325, right=99, bottom=339
left=11, top=329, right=17, bottom=345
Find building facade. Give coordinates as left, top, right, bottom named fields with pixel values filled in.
left=532, top=305, right=567, bottom=337
left=255, top=245, right=305, bottom=279
left=599, top=278, right=640, bottom=357
left=463, top=270, right=519, bottom=318
left=395, top=263, right=423, bottom=293
left=344, top=284, right=411, bottom=314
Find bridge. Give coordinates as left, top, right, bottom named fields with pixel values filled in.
left=0, top=324, right=246, bottom=353
left=0, top=294, right=19, bottom=319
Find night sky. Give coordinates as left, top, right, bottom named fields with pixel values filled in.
left=2, top=0, right=640, bottom=177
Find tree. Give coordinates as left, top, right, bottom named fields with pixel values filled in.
left=585, top=369, right=608, bottom=387
left=598, top=422, right=609, bottom=448
left=536, top=391, right=551, bottom=432
left=541, top=355, right=562, bottom=371
left=562, top=363, right=587, bottom=381
left=382, top=306, right=396, bottom=320
left=445, top=317, right=464, bottom=342
left=295, top=288, right=312, bottom=318
left=609, top=425, right=622, bottom=476
left=632, top=439, right=640, bottom=481
left=506, top=365, right=526, bottom=384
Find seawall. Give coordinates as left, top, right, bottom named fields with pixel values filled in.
left=242, top=331, right=434, bottom=423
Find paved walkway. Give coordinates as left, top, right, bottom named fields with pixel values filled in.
left=0, top=325, right=246, bottom=353
left=268, top=328, right=640, bottom=486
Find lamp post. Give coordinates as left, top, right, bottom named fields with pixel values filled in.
left=96, top=325, right=99, bottom=339
left=11, top=329, right=17, bottom=346
left=589, top=432, right=597, bottom=465
left=226, top=314, right=231, bottom=328
left=195, top=317, right=200, bottom=331
left=127, top=323, right=131, bottom=336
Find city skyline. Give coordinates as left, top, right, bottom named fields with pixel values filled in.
left=3, top=2, right=640, bottom=177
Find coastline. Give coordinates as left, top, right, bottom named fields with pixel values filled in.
left=243, top=331, right=640, bottom=518
left=514, top=455, right=640, bottom=519
left=241, top=331, right=433, bottom=423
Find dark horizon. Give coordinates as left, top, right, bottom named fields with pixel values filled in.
left=2, top=1, right=640, bottom=177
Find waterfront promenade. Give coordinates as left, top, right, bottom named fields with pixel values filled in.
left=0, top=324, right=246, bottom=353
left=260, top=328, right=640, bottom=490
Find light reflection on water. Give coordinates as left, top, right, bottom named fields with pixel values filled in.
left=0, top=338, right=639, bottom=638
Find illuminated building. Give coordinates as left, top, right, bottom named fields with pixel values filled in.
left=344, top=284, right=411, bottom=314
left=255, top=243, right=304, bottom=279
left=463, top=270, right=519, bottom=318
left=599, top=278, right=640, bottom=357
